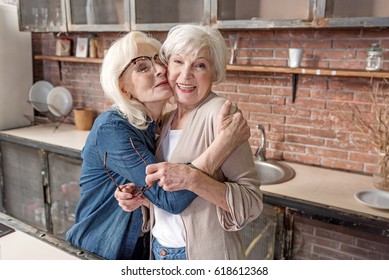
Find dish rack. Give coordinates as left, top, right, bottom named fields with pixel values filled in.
left=25, top=100, right=74, bottom=131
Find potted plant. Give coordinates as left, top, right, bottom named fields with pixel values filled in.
left=341, top=81, right=389, bottom=191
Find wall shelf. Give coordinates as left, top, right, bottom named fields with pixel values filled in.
left=35, top=55, right=389, bottom=79
left=34, top=55, right=103, bottom=64
left=227, top=64, right=389, bottom=79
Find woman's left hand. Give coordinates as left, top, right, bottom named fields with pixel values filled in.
left=145, top=162, right=201, bottom=192
left=216, top=100, right=250, bottom=148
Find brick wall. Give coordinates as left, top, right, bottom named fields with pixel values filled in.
left=32, top=28, right=389, bottom=174
left=292, top=215, right=389, bottom=260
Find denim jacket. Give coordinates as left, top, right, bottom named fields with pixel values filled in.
left=66, top=109, right=196, bottom=259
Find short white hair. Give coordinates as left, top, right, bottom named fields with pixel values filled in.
left=160, top=24, right=227, bottom=84
left=100, top=31, right=161, bottom=130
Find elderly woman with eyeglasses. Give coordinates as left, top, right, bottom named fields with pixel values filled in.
left=122, top=25, right=263, bottom=260
left=66, top=31, right=249, bottom=260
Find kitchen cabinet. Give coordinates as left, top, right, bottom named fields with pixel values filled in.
left=320, top=0, right=389, bottom=28
left=17, top=0, right=128, bottom=32
left=65, top=0, right=129, bottom=32
left=0, top=135, right=82, bottom=240
left=0, top=142, right=47, bottom=231
left=241, top=203, right=287, bottom=260
left=17, top=0, right=389, bottom=32
left=47, top=152, right=81, bottom=238
left=17, top=0, right=66, bottom=32
left=130, top=0, right=210, bottom=31
left=211, top=0, right=389, bottom=29
left=212, top=0, right=315, bottom=29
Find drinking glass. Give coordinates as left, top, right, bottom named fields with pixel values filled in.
left=40, top=8, right=48, bottom=27
left=32, top=7, right=39, bottom=28
left=229, top=34, right=239, bottom=64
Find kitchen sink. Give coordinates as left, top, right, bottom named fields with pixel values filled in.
left=254, top=160, right=295, bottom=185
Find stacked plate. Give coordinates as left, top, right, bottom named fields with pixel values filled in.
left=47, top=86, right=73, bottom=117
left=28, top=81, right=73, bottom=117
left=29, top=80, right=53, bottom=113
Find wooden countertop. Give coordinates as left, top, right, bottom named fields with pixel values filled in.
left=1, top=124, right=388, bottom=222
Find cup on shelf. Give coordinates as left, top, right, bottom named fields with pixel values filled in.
left=288, top=48, right=303, bottom=68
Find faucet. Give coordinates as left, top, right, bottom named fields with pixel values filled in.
left=254, top=124, right=266, bottom=161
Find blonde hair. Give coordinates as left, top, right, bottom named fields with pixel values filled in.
left=160, top=24, right=227, bottom=84
left=100, top=32, right=162, bottom=130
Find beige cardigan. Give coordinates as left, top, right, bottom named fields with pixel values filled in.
left=148, top=92, right=263, bottom=260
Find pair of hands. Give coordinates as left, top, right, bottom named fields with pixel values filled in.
left=114, top=162, right=199, bottom=212
left=115, top=100, right=250, bottom=212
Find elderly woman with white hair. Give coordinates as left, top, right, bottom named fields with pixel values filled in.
left=66, top=30, right=250, bottom=260
left=117, top=25, right=263, bottom=260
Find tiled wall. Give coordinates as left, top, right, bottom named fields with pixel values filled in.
left=32, top=28, right=389, bottom=174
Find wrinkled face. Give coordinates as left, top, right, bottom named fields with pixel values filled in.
left=119, top=43, right=173, bottom=108
left=167, top=47, right=216, bottom=109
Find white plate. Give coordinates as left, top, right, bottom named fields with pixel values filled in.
left=354, top=190, right=389, bottom=210
left=28, top=80, right=54, bottom=112
left=47, top=86, right=73, bottom=117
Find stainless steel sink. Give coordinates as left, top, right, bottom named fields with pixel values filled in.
left=254, top=160, right=295, bottom=185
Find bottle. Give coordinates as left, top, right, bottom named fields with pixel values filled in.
left=88, top=34, right=98, bottom=58
left=366, top=43, right=383, bottom=71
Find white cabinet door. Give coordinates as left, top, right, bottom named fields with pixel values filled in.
left=17, top=0, right=66, bottom=32
left=130, top=0, right=211, bottom=31
left=66, top=0, right=129, bottom=32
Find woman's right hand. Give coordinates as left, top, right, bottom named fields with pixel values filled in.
left=114, top=183, right=147, bottom=212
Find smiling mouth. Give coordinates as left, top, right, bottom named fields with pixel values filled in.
left=177, top=83, right=196, bottom=91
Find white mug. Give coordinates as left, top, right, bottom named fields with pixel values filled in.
left=289, top=48, right=303, bottom=68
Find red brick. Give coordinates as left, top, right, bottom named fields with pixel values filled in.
left=314, top=49, right=357, bottom=60
left=321, top=158, right=363, bottom=172
left=310, top=128, right=337, bottom=138
left=349, top=152, right=377, bottom=164
left=273, top=106, right=311, bottom=118
left=283, top=153, right=321, bottom=165
left=270, top=142, right=305, bottom=154
left=307, top=147, right=348, bottom=159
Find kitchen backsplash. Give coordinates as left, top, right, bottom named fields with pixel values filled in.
left=32, top=28, right=389, bottom=175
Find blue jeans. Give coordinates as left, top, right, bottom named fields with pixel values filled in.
left=152, top=237, right=186, bottom=260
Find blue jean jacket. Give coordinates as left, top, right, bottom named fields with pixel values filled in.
left=66, top=109, right=196, bottom=259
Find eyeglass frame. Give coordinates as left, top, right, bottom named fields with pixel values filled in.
left=119, top=54, right=164, bottom=78
left=103, top=138, right=153, bottom=196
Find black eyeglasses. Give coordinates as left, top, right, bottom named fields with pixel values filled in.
left=103, top=138, right=152, bottom=196
left=119, top=54, right=164, bottom=78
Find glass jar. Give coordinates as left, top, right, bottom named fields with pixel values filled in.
left=366, top=43, right=383, bottom=71
left=88, top=34, right=98, bottom=58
